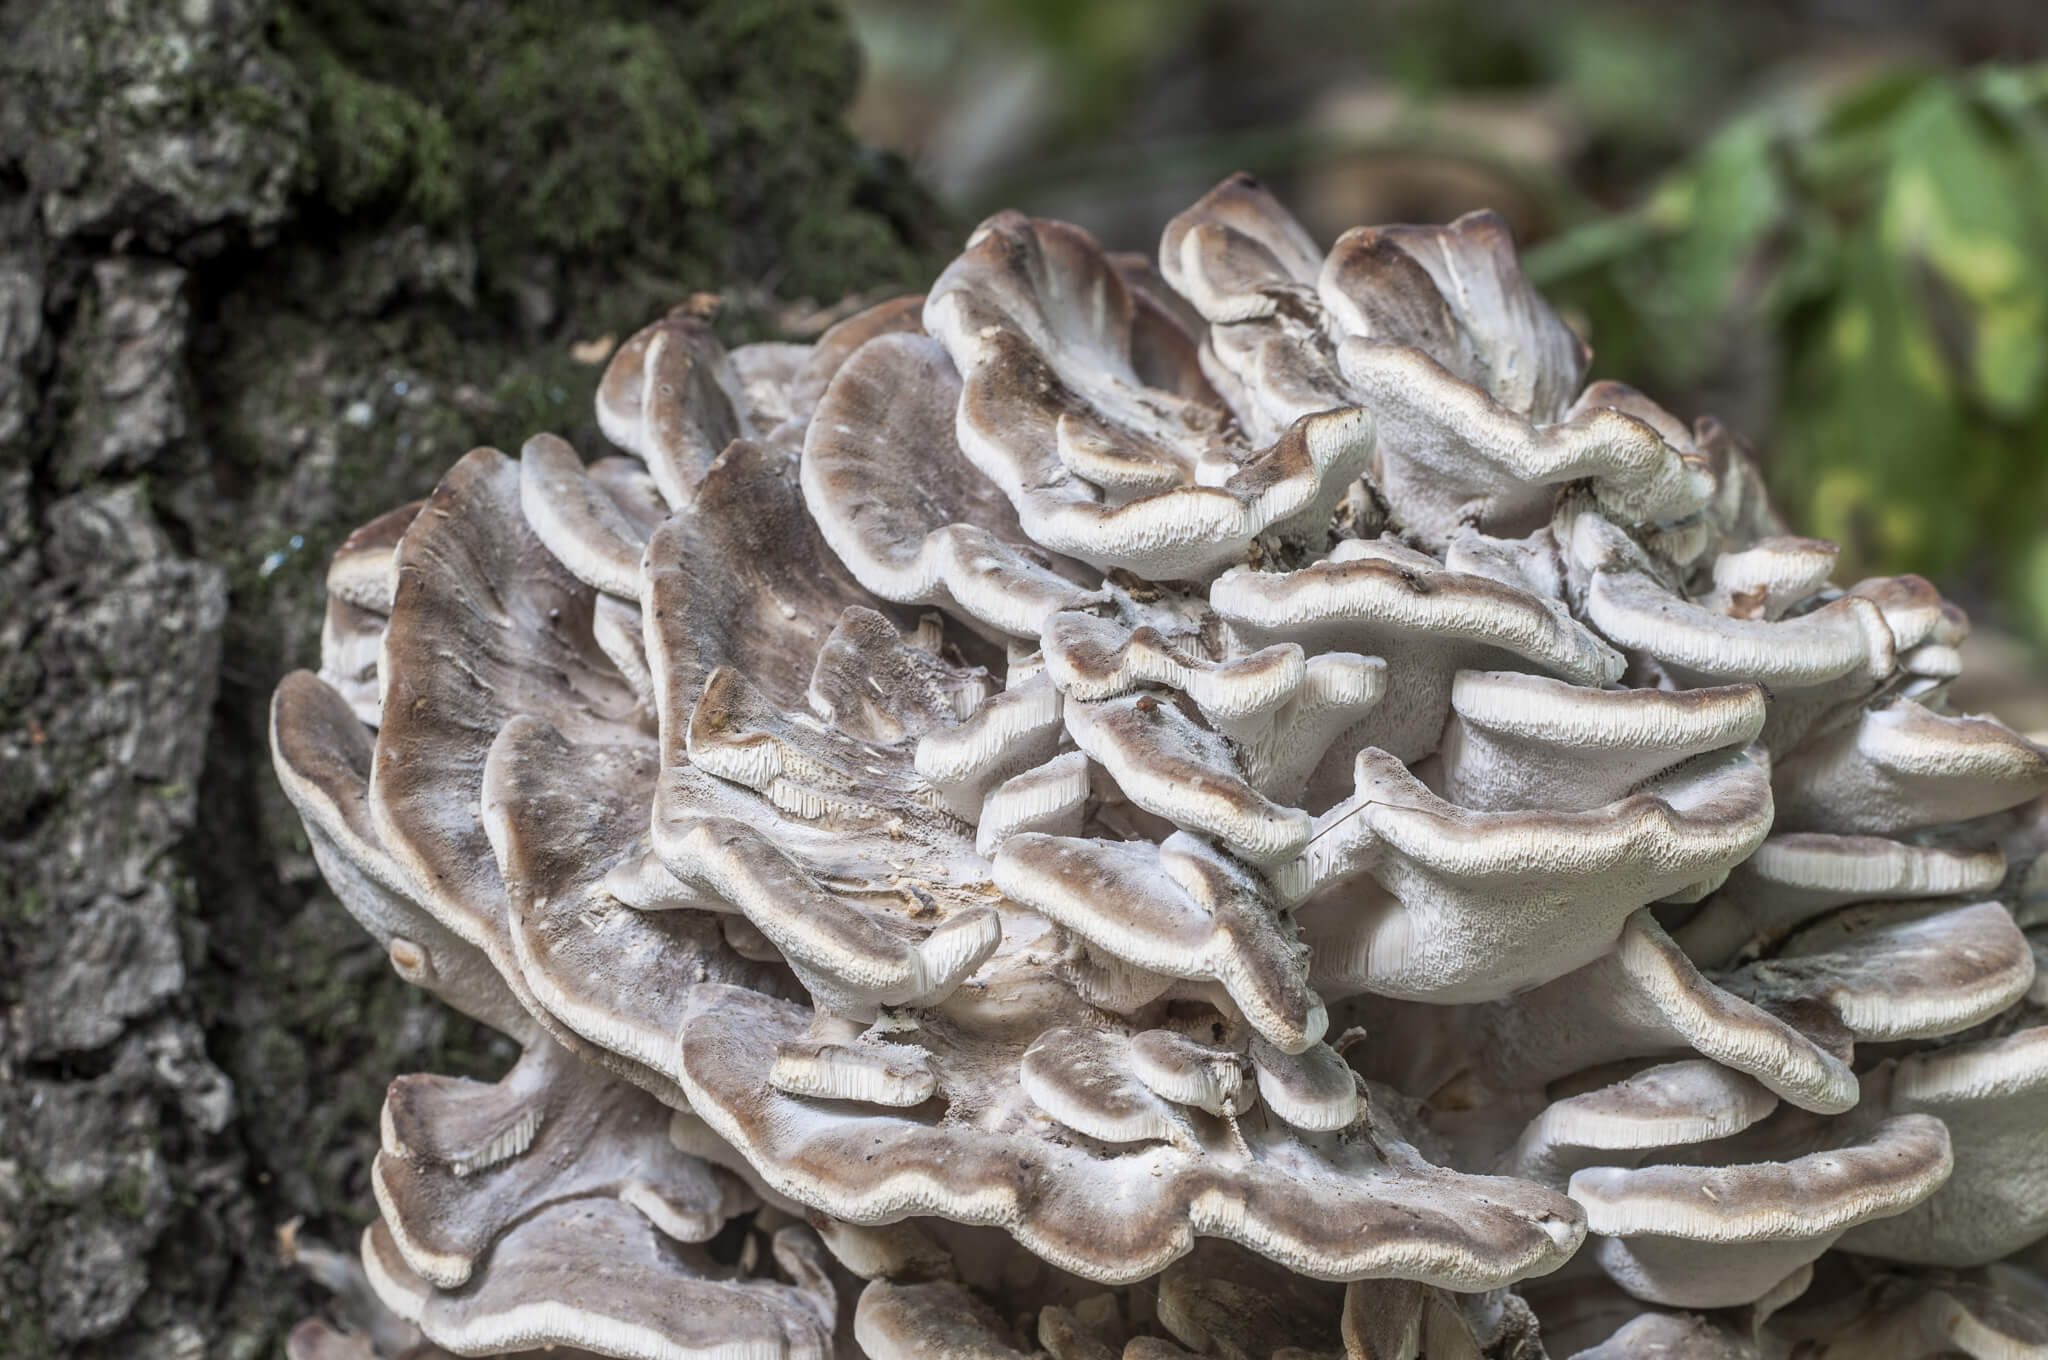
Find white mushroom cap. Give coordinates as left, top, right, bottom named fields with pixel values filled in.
left=1704, top=536, right=1840, bottom=620
left=855, top=1280, right=1038, bottom=1360
left=1772, top=699, right=2048, bottom=836
left=1288, top=746, right=1774, bottom=1002
left=1839, top=1025, right=2048, bottom=1265
left=1675, top=832, right=2008, bottom=966
left=994, top=831, right=1325, bottom=1053
left=1497, top=1060, right=1779, bottom=1188
left=1715, top=900, right=2035, bottom=1044
left=1438, top=670, right=1766, bottom=812
left=1439, top=910, right=1858, bottom=1114
left=1569, top=1113, right=1953, bottom=1308
left=1063, top=694, right=1311, bottom=865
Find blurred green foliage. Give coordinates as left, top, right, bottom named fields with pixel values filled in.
left=1531, top=66, right=2048, bottom=641
left=850, top=1, right=2048, bottom=644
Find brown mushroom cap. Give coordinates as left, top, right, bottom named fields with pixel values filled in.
left=270, top=669, right=538, bottom=1041
left=671, top=983, right=1583, bottom=1289
left=855, top=1279, right=1040, bottom=1360
left=926, top=211, right=1372, bottom=578
left=372, top=1035, right=747, bottom=1289
left=594, top=310, right=749, bottom=508
left=363, top=1200, right=836, bottom=1360
left=370, top=447, right=642, bottom=1019
left=994, top=831, right=1325, bottom=1053
left=802, top=331, right=1101, bottom=639
left=1715, top=899, right=2035, bottom=1044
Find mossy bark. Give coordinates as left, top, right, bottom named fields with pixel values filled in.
left=0, top=2, right=947, bottom=1352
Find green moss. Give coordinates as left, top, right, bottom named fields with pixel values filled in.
left=0, top=885, right=46, bottom=926
left=103, top=1164, right=153, bottom=1222
left=276, top=8, right=461, bottom=223
left=275, top=0, right=945, bottom=316
left=0, top=1313, right=48, bottom=1358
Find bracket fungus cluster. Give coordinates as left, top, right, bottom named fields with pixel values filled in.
left=275, top=174, right=2048, bottom=1360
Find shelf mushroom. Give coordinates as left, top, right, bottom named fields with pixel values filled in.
left=273, top=173, right=2048, bottom=1358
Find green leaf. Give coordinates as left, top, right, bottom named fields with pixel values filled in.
left=1656, top=114, right=1787, bottom=323
left=1880, top=84, right=2048, bottom=416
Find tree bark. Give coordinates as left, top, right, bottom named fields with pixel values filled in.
left=0, top=2, right=943, bottom=1351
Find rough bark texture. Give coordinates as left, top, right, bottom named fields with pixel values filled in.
left=0, top=2, right=945, bottom=1352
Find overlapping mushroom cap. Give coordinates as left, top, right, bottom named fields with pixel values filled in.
left=274, top=173, right=2048, bottom=1358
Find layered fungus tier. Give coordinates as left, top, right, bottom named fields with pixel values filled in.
left=274, top=176, right=2048, bottom=1360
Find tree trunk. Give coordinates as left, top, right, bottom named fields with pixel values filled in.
left=0, top=2, right=944, bottom=1351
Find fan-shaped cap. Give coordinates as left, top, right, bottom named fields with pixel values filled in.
left=855, top=1280, right=1038, bottom=1360
left=518, top=433, right=664, bottom=600
left=370, top=447, right=642, bottom=1018
left=802, top=331, right=1102, bottom=639
left=363, top=1199, right=836, bottom=1360
left=1772, top=699, right=2048, bottom=836
left=372, top=1035, right=746, bottom=1288
left=1570, top=1112, right=1953, bottom=1308
left=1704, top=536, right=1840, bottom=620
left=1497, top=1060, right=1779, bottom=1188
left=482, top=713, right=777, bottom=1095
left=994, top=830, right=1325, bottom=1054
left=1328, top=312, right=1702, bottom=546
left=1289, top=746, right=1773, bottom=1001
left=1438, top=670, right=1766, bottom=812
left=1159, top=172, right=1324, bottom=325
left=1322, top=211, right=1586, bottom=422
left=595, top=309, right=749, bottom=508
left=1839, top=1025, right=2048, bottom=1265
left=1715, top=900, right=2034, bottom=1044
left=789, top=293, right=929, bottom=418
left=643, top=435, right=897, bottom=715
left=270, top=669, right=536, bottom=1040
left=926, top=211, right=1372, bottom=577
left=671, top=983, right=1583, bottom=1289
left=1451, top=911, right=1859, bottom=1113
left=1675, top=833, right=2008, bottom=966
left=1062, top=694, right=1311, bottom=865
left=1214, top=540, right=1622, bottom=764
